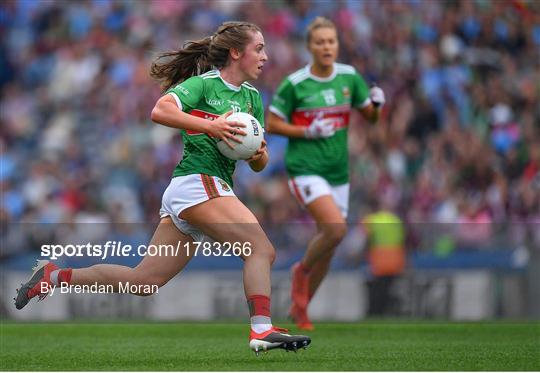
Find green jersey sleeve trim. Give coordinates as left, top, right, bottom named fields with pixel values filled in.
left=270, top=78, right=296, bottom=121
left=351, top=71, right=370, bottom=109
left=268, top=105, right=287, bottom=121
left=167, top=92, right=183, bottom=110
left=252, top=91, right=265, bottom=129
left=166, top=76, right=205, bottom=113
left=358, top=97, right=371, bottom=109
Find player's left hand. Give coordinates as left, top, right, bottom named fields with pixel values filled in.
left=247, top=139, right=267, bottom=163
left=369, top=86, right=385, bottom=108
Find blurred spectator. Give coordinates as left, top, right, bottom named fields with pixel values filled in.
left=361, top=199, right=406, bottom=316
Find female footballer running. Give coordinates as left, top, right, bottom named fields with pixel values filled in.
left=15, top=21, right=310, bottom=355
left=267, top=17, right=385, bottom=330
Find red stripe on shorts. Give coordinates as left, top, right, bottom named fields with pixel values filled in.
left=207, top=175, right=220, bottom=197
left=290, top=178, right=305, bottom=205
left=200, top=174, right=213, bottom=198
left=201, top=174, right=219, bottom=199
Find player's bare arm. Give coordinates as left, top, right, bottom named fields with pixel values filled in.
left=266, top=112, right=306, bottom=138
left=358, top=103, right=380, bottom=124
left=151, top=96, right=246, bottom=148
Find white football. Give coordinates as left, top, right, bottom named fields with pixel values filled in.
left=216, top=112, right=264, bottom=160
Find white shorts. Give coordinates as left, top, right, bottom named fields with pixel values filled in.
left=288, top=175, right=349, bottom=218
left=159, top=174, right=236, bottom=242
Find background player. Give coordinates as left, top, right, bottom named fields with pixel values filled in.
left=267, top=17, right=385, bottom=330
left=15, top=21, right=310, bottom=355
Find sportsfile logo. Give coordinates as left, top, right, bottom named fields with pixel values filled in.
left=40, top=241, right=253, bottom=260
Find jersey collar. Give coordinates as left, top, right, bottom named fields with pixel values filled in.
left=215, top=69, right=242, bottom=92
left=306, top=63, right=337, bottom=82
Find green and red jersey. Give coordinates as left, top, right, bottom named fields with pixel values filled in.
left=269, top=63, right=370, bottom=185
left=166, top=70, right=264, bottom=187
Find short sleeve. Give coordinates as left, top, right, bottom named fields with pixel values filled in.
left=269, top=78, right=295, bottom=121
left=352, top=72, right=370, bottom=109
left=253, top=93, right=265, bottom=129
left=166, top=76, right=204, bottom=112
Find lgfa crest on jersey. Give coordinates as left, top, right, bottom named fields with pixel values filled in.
left=247, top=101, right=253, bottom=115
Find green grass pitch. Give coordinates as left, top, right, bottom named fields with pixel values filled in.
left=1, top=321, right=538, bottom=371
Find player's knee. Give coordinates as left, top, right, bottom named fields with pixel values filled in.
left=262, top=245, right=276, bottom=264
left=248, top=243, right=275, bottom=264
left=267, top=246, right=276, bottom=264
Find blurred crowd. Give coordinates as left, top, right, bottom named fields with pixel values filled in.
left=1, top=0, right=539, bottom=257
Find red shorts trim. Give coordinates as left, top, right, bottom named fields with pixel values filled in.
left=200, top=174, right=219, bottom=199
left=290, top=177, right=305, bottom=205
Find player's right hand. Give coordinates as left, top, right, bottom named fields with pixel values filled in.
left=208, top=111, right=247, bottom=149
left=304, top=116, right=336, bottom=139
left=369, top=86, right=385, bottom=108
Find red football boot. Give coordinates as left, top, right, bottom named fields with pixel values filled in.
left=288, top=302, right=314, bottom=331
left=249, top=326, right=311, bottom=355
left=290, top=261, right=310, bottom=310
left=15, top=260, right=58, bottom=310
